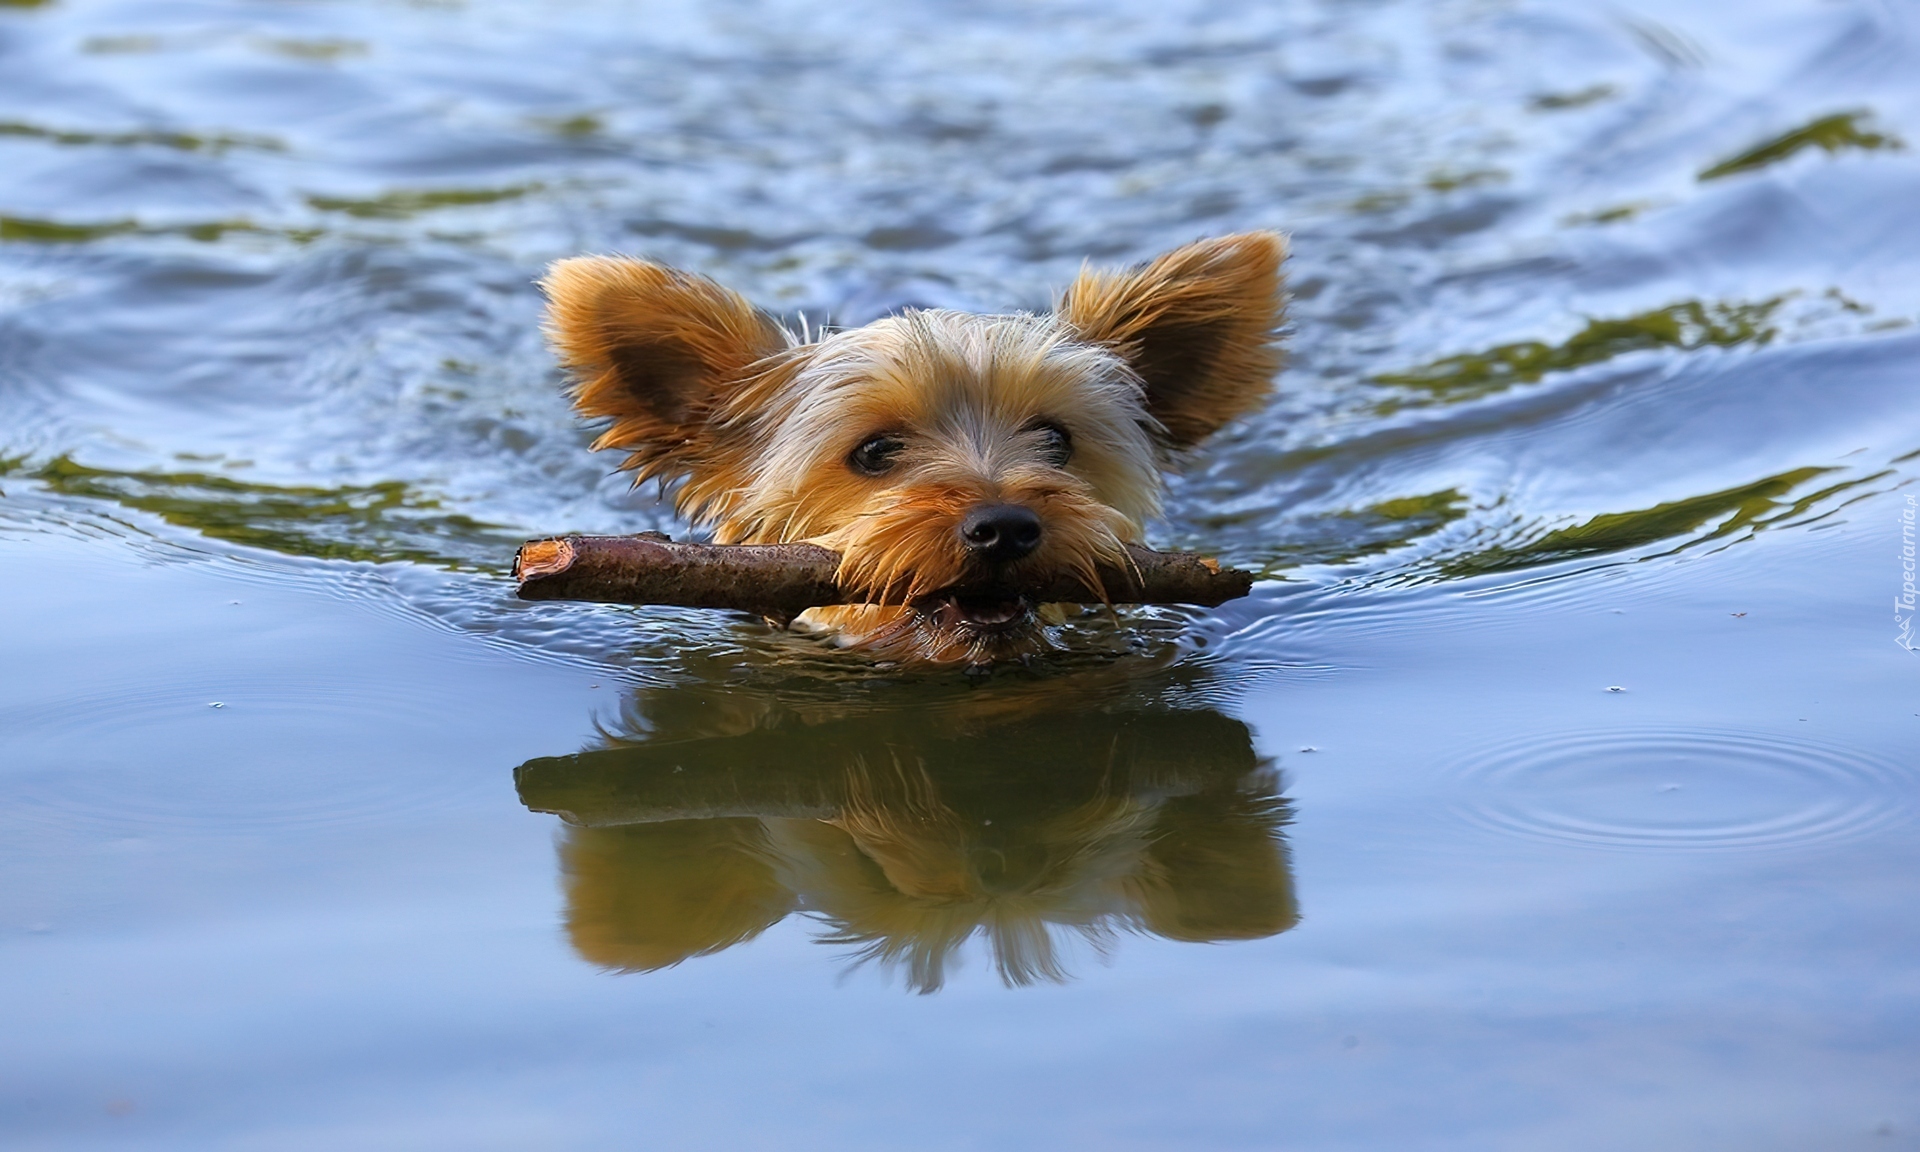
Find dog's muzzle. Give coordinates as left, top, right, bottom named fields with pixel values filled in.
left=958, top=504, right=1042, bottom=565
left=914, top=589, right=1035, bottom=635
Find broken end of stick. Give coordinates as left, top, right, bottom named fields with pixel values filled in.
left=1215, top=565, right=1254, bottom=604
left=514, top=536, right=577, bottom=581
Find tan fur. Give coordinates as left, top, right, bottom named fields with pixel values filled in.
left=538, top=256, right=791, bottom=514
left=540, top=233, right=1287, bottom=663
left=1061, top=231, right=1288, bottom=452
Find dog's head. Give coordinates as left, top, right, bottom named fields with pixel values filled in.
left=541, top=233, right=1286, bottom=661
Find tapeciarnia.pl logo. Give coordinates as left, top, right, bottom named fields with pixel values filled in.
left=1899, top=493, right=1917, bottom=651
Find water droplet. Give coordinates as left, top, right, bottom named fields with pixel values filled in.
left=1607, top=686, right=1624, bottom=692
left=1301, top=746, right=1318, bottom=752
left=208, top=702, right=225, bottom=709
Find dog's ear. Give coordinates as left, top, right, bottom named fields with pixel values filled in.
left=1060, top=231, right=1286, bottom=450
left=540, top=256, right=788, bottom=481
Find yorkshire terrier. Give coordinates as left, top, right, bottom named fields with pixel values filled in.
left=540, top=231, right=1286, bottom=664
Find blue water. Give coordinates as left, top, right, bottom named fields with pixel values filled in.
left=3, top=0, right=1919, bottom=1147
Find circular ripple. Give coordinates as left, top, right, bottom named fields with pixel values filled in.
left=1448, top=729, right=1916, bottom=851
left=5, top=680, right=474, bottom=834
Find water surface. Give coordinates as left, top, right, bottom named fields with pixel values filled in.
left=3, top=0, right=1919, bottom=1148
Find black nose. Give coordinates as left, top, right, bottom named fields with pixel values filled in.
left=958, top=504, right=1042, bottom=564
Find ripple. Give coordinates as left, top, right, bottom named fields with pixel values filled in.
left=4, top=682, right=473, bottom=834
left=1447, top=728, right=1916, bottom=851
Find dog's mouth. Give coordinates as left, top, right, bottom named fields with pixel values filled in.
left=914, top=589, right=1035, bottom=634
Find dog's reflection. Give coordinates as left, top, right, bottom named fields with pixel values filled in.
left=516, top=705, right=1296, bottom=992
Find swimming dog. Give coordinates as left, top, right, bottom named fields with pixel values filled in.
left=540, top=231, right=1285, bottom=664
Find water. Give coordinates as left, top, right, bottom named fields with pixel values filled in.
left=3, top=0, right=1918, bottom=1147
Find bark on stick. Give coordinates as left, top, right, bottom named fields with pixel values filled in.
left=513, top=533, right=1252, bottom=615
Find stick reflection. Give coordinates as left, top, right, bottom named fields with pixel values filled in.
left=517, top=701, right=1296, bottom=992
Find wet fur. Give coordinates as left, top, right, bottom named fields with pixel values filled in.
left=541, top=233, right=1287, bottom=663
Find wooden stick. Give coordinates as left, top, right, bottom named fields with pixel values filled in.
left=513, top=532, right=1252, bottom=615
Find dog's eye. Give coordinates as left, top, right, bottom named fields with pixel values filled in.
left=848, top=433, right=906, bottom=476
left=1032, top=422, right=1073, bottom=468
